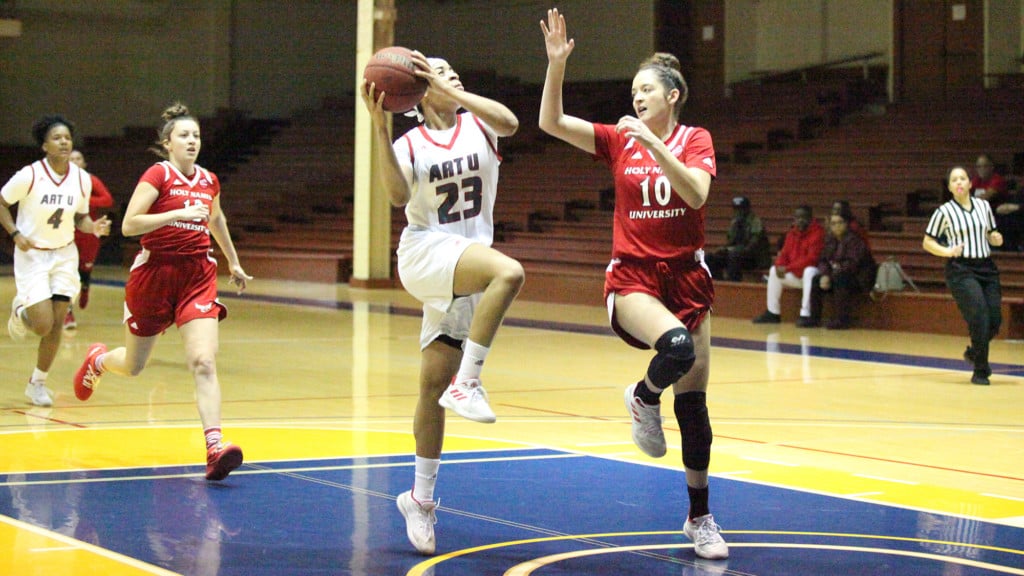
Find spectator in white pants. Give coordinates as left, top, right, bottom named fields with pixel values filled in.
left=752, top=205, right=824, bottom=327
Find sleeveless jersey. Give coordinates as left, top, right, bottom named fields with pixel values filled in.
left=137, top=161, right=219, bottom=256
left=592, top=123, right=716, bottom=261
left=0, top=159, right=91, bottom=249
left=394, top=112, right=500, bottom=246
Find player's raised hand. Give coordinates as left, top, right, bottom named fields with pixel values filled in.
left=360, top=78, right=388, bottom=122
left=541, top=8, right=575, bottom=63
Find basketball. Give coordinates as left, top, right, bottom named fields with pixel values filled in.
left=363, top=46, right=429, bottom=113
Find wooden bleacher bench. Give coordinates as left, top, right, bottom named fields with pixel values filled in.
left=711, top=280, right=1024, bottom=339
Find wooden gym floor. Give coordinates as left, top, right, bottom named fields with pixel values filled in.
left=1, top=266, right=1022, bottom=575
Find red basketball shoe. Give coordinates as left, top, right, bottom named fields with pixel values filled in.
left=206, top=441, right=244, bottom=481
left=74, top=343, right=107, bottom=401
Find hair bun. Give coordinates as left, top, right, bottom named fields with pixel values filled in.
left=642, top=52, right=681, bottom=72
left=161, top=102, right=191, bottom=123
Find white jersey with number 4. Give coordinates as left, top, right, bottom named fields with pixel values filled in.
left=1, top=159, right=92, bottom=249
left=393, top=112, right=500, bottom=246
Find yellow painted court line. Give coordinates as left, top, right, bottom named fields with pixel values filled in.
left=504, top=543, right=1024, bottom=576
left=0, top=514, right=178, bottom=576
left=407, top=530, right=1024, bottom=576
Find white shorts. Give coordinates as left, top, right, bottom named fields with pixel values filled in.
left=419, top=294, right=479, bottom=351
left=13, top=243, right=80, bottom=308
left=396, top=226, right=481, bottom=350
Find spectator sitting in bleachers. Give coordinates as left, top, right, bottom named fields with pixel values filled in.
left=809, top=211, right=877, bottom=330
left=971, top=154, right=1008, bottom=208
left=752, top=205, right=825, bottom=327
left=831, top=200, right=870, bottom=249
left=995, top=182, right=1023, bottom=252
left=706, top=195, right=771, bottom=281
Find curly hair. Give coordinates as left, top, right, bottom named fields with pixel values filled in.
left=31, top=115, right=75, bottom=147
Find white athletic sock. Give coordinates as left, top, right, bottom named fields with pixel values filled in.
left=412, top=456, right=440, bottom=503
left=455, top=339, right=489, bottom=383
left=30, top=368, right=48, bottom=385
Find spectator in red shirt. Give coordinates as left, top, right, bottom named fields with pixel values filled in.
left=971, top=154, right=1008, bottom=209
left=753, top=205, right=825, bottom=327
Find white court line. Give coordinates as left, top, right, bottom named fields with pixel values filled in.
left=981, top=493, right=1024, bottom=503
left=853, top=473, right=919, bottom=485
left=0, top=452, right=587, bottom=488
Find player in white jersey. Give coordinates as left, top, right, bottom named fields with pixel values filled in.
left=362, top=51, right=523, bottom=555
left=0, top=115, right=111, bottom=406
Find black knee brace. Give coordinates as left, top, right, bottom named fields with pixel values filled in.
left=646, top=327, right=695, bottom=390
left=674, top=391, right=712, bottom=471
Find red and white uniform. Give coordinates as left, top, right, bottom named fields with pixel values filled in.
left=74, top=172, right=115, bottom=271
left=124, top=161, right=225, bottom=336
left=592, top=122, right=717, bottom=347
left=1, top=159, right=91, bottom=249
left=138, top=162, right=218, bottom=255
left=393, top=112, right=503, bottom=349
left=2, top=159, right=92, bottom=307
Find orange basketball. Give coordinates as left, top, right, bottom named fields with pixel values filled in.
left=363, top=46, right=428, bottom=113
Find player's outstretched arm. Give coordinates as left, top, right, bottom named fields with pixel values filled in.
left=446, top=89, right=519, bottom=138
left=538, top=8, right=595, bottom=154
left=409, top=51, right=518, bottom=137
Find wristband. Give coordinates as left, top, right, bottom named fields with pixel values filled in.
left=10, top=230, right=19, bottom=239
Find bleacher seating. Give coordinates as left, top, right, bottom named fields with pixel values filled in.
left=64, top=74, right=1018, bottom=337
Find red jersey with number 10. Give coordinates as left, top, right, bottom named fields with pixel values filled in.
left=592, top=123, right=716, bottom=261
left=137, top=161, right=219, bottom=256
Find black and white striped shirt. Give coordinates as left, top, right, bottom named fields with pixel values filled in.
left=925, top=197, right=997, bottom=259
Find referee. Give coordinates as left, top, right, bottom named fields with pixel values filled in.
left=923, top=166, right=1004, bottom=385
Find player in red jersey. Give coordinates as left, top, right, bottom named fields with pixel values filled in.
left=64, top=149, right=115, bottom=329
left=72, top=103, right=253, bottom=481
left=540, top=9, right=727, bottom=560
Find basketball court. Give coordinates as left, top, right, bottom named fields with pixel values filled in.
left=2, top=268, right=1022, bottom=575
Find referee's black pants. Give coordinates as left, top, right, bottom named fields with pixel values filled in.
left=945, top=258, right=1002, bottom=372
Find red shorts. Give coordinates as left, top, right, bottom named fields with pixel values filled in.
left=74, top=230, right=101, bottom=270
left=604, top=256, right=714, bottom=349
left=124, top=250, right=227, bottom=337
